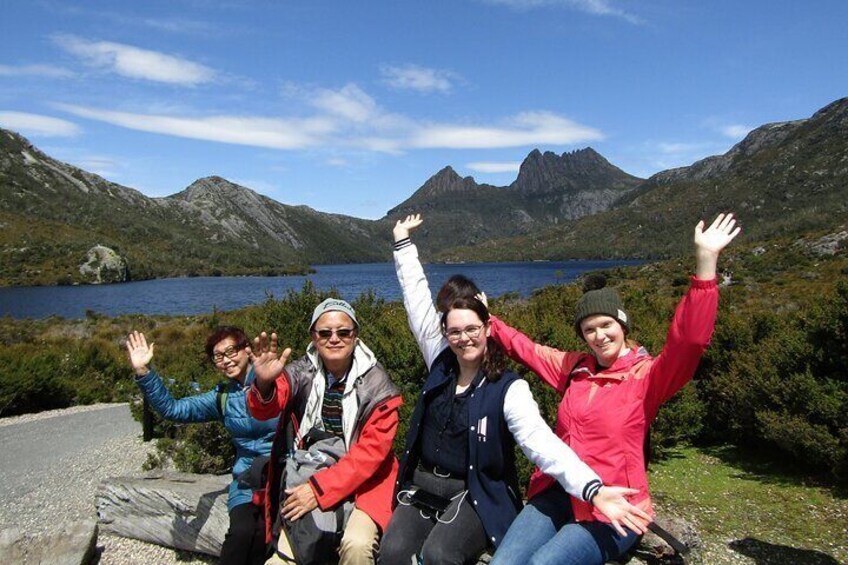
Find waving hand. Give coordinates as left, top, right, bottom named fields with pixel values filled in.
left=247, top=332, right=291, bottom=396
left=694, top=213, right=741, bottom=279
left=393, top=214, right=423, bottom=243
left=126, top=331, right=154, bottom=377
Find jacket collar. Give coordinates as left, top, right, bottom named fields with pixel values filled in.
left=581, top=346, right=650, bottom=378
left=305, top=339, right=378, bottom=393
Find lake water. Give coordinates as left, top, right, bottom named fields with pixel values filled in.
left=0, top=260, right=644, bottom=319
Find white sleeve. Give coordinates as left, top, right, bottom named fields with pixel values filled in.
left=393, top=243, right=449, bottom=369
left=503, top=379, right=601, bottom=501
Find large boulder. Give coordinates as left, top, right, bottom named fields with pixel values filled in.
left=78, top=244, right=129, bottom=284
left=0, top=520, right=98, bottom=565
left=96, top=471, right=230, bottom=557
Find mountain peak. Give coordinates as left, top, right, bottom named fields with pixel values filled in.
left=175, top=176, right=256, bottom=202
left=512, top=147, right=641, bottom=194
left=415, top=165, right=477, bottom=198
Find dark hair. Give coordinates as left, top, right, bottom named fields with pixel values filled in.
left=436, top=274, right=481, bottom=313
left=205, top=326, right=249, bottom=360
left=440, top=294, right=506, bottom=382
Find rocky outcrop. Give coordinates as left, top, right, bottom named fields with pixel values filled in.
left=512, top=148, right=643, bottom=195
left=96, top=471, right=229, bottom=557
left=78, top=245, right=129, bottom=284
left=0, top=520, right=98, bottom=565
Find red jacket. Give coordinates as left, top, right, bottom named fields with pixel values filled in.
left=489, top=277, right=718, bottom=523
left=247, top=355, right=402, bottom=542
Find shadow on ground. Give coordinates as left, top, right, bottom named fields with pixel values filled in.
left=701, top=445, right=847, bottom=499
left=729, top=537, right=841, bottom=565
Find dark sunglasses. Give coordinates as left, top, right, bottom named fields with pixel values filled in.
left=313, top=328, right=356, bottom=340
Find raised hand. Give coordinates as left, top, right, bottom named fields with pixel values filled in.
left=246, top=332, right=291, bottom=395
left=694, top=212, right=741, bottom=280
left=393, top=214, right=423, bottom=243
left=126, top=331, right=154, bottom=377
left=592, top=486, right=653, bottom=536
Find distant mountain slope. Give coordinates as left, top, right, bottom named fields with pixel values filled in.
left=440, top=97, right=848, bottom=262
left=0, top=130, right=387, bottom=285
left=384, top=148, right=643, bottom=256
left=4, top=96, right=847, bottom=286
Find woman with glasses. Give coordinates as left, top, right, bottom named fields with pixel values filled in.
left=379, top=216, right=650, bottom=565
left=126, top=326, right=277, bottom=565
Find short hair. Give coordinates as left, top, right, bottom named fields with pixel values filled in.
left=204, top=326, right=249, bottom=360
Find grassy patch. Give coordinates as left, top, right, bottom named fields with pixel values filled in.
left=649, top=445, right=847, bottom=564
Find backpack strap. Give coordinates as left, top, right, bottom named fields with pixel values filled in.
left=215, top=384, right=229, bottom=419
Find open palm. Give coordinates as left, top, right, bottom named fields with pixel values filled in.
left=393, top=214, right=424, bottom=242
left=694, top=213, right=741, bottom=254
left=247, top=332, right=291, bottom=387
left=126, top=331, right=154, bottom=372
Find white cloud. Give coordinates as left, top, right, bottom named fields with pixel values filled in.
left=137, top=17, right=218, bottom=35
left=310, top=84, right=378, bottom=122
left=466, top=161, right=522, bottom=173
left=52, top=83, right=603, bottom=154
left=55, top=103, right=335, bottom=149
left=0, top=111, right=81, bottom=137
left=77, top=155, right=122, bottom=177
left=380, top=64, right=456, bottom=93
left=0, top=64, right=75, bottom=78
left=720, top=124, right=752, bottom=139
left=656, top=142, right=711, bottom=154
left=408, top=111, right=603, bottom=149
left=53, top=34, right=215, bottom=86
left=481, top=0, right=641, bottom=23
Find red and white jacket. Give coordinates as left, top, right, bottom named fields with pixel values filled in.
left=247, top=341, right=402, bottom=541
left=489, top=277, right=719, bottom=523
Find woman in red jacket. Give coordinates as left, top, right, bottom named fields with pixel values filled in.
left=488, top=213, right=740, bottom=565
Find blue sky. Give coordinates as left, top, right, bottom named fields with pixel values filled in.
left=1, top=1, right=846, bottom=219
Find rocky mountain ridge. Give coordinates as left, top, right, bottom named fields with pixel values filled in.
left=0, top=132, right=386, bottom=284
left=446, top=97, right=848, bottom=262
left=3, top=96, right=847, bottom=285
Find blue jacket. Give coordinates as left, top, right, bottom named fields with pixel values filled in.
left=136, top=368, right=279, bottom=511
left=396, top=348, right=524, bottom=548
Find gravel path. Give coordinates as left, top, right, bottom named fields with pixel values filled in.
left=0, top=403, right=213, bottom=564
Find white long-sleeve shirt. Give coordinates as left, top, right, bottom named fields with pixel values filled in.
left=393, top=240, right=602, bottom=502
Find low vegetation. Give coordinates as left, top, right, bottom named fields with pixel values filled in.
left=1, top=231, right=846, bottom=489
left=650, top=445, right=847, bottom=564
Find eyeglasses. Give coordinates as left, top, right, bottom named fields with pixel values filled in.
left=212, top=345, right=243, bottom=364
left=313, top=328, right=356, bottom=341
left=445, top=324, right=485, bottom=342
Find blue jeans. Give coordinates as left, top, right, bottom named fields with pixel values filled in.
left=490, top=486, right=639, bottom=565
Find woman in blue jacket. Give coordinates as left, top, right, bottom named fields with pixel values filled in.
left=127, top=326, right=278, bottom=565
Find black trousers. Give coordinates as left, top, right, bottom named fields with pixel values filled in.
left=219, top=502, right=268, bottom=565
left=380, top=469, right=488, bottom=565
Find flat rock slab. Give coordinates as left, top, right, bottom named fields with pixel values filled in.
left=97, top=471, right=230, bottom=557
left=0, top=520, right=98, bottom=565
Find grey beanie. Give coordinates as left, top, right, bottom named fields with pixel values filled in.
left=573, top=276, right=630, bottom=336
left=309, top=298, right=358, bottom=330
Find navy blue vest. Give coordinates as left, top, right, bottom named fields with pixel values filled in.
left=396, top=348, right=523, bottom=548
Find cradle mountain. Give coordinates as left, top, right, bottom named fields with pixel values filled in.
left=1, top=96, right=847, bottom=286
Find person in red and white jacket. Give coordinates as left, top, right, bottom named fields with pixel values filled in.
left=488, top=214, right=741, bottom=565
left=246, top=298, right=402, bottom=565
